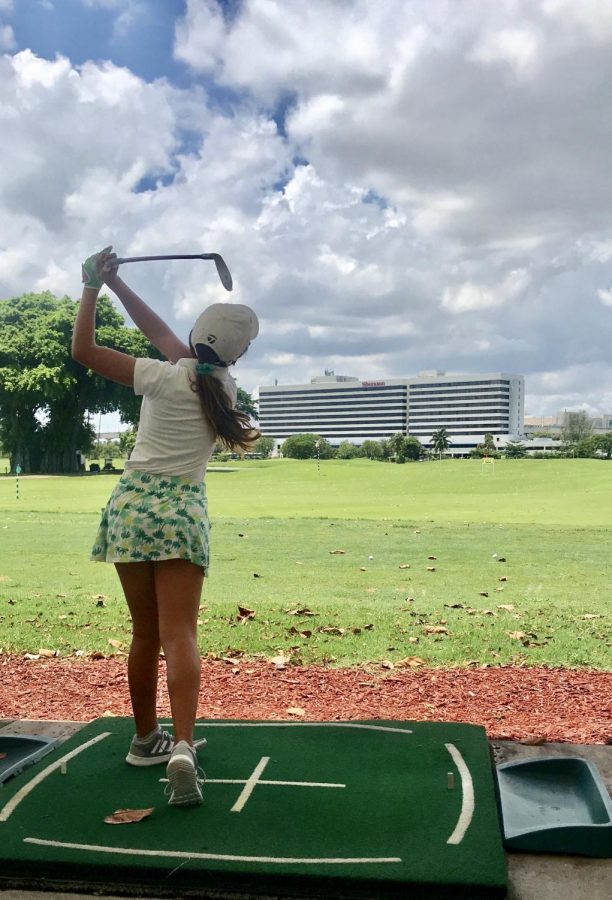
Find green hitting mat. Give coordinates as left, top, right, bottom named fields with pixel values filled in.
left=0, top=718, right=507, bottom=899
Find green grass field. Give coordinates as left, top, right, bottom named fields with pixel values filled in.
left=0, top=459, right=610, bottom=668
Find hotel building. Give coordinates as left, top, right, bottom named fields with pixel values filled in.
left=257, top=371, right=525, bottom=453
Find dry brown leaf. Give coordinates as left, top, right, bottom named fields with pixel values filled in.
left=480, top=591, right=489, bottom=597
left=237, top=606, right=256, bottom=622
left=507, top=631, right=527, bottom=640
left=108, top=639, right=125, bottom=650
left=89, top=650, right=106, bottom=660
left=427, top=566, right=436, bottom=572
left=520, top=736, right=547, bottom=746
left=581, top=614, right=603, bottom=620
left=329, top=549, right=346, bottom=554
left=408, top=636, right=420, bottom=644
left=286, top=707, right=306, bottom=717
left=104, top=807, right=154, bottom=825
left=359, top=567, right=367, bottom=571
left=381, top=660, right=394, bottom=669
left=284, top=607, right=315, bottom=617
left=498, top=604, right=515, bottom=611
left=423, top=625, right=448, bottom=635
left=38, top=649, right=59, bottom=658
left=498, top=576, right=508, bottom=582
left=427, top=556, right=437, bottom=560
left=395, top=656, right=426, bottom=668
left=319, top=626, right=345, bottom=635
left=399, top=564, right=411, bottom=569
left=270, top=654, right=288, bottom=669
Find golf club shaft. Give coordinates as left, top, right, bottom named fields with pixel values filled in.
left=115, top=255, right=215, bottom=263
left=113, top=253, right=233, bottom=291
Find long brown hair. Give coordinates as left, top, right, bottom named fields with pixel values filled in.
left=191, top=373, right=260, bottom=454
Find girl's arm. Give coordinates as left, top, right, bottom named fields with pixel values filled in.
left=103, top=265, right=192, bottom=363
left=72, top=274, right=137, bottom=387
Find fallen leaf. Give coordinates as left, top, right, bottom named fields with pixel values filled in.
left=480, top=591, right=489, bottom=597
left=38, top=649, right=59, bottom=658
left=108, top=639, right=125, bottom=650
left=395, top=656, right=426, bottom=667
left=399, top=564, right=411, bottom=569
left=423, top=625, right=448, bottom=635
left=237, top=606, right=256, bottom=622
left=104, top=807, right=154, bottom=825
left=427, top=566, right=436, bottom=572
left=284, top=607, right=316, bottom=617
left=381, top=660, right=394, bottom=669
left=498, top=557, right=507, bottom=562
left=237, top=533, right=248, bottom=537
left=581, top=614, right=603, bottom=620
left=96, top=599, right=106, bottom=608
left=498, top=604, right=515, bottom=611
left=427, top=556, right=437, bottom=560
left=286, top=707, right=306, bottom=717
left=520, top=735, right=548, bottom=746
left=89, top=650, right=106, bottom=660
left=498, top=576, right=508, bottom=582
left=408, top=636, right=419, bottom=644
left=319, top=626, right=345, bottom=635
left=329, top=549, right=346, bottom=554
left=252, top=573, right=262, bottom=578
left=270, top=653, right=289, bottom=669
left=359, top=567, right=367, bottom=571
left=24, top=653, right=40, bottom=660
left=507, top=631, right=527, bottom=640
left=56, top=593, right=67, bottom=599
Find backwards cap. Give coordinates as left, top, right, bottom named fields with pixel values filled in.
left=190, top=303, right=259, bottom=367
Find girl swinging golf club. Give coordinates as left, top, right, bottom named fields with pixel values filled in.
left=72, top=246, right=259, bottom=806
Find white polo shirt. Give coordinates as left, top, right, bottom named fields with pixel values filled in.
left=125, top=358, right=237, bottom=483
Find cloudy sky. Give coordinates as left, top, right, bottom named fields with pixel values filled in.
left=2, top=0, right=612, bottom=424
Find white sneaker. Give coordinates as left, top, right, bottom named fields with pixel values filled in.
left=165, top=741, right=204, bottom=807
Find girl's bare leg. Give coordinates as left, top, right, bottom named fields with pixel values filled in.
left=115, top=561, right=160, bottom=737
left=154, top=558, right=203, bottom=746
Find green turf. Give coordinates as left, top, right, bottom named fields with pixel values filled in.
left=0, top=460, right=610, bottom=667
left=0, top=717, right=507, bottom=898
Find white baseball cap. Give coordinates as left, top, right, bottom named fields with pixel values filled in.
left=189, top=303, right=259, bottom=366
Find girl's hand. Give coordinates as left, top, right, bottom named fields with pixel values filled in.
left=81, top=246, right=119, bottom=289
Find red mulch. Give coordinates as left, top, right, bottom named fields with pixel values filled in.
left=0, top=656, right=610, bottom=744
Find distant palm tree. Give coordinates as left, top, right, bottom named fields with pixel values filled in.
left=431, top=427, right=451, bottom=459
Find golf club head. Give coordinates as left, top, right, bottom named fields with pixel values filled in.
left=211, top=254, right=233, bottom=292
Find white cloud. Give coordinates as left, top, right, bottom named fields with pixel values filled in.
left=174, top=0, right=226, bottom=75
left=597, top=289, right=612, bottom=307
left=0, top=23, right=15, bottom=50
left=2, top=2, right=612, bottom=418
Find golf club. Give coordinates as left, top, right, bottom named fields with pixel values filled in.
left=113, top=253, right=233, bottom=291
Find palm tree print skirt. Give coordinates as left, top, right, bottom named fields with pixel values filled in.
left=91, top=470, right=209, bottom=572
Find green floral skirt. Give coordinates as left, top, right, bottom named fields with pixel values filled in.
left=91, top=470, right=209, bottom=572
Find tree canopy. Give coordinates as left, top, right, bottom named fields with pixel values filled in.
left=0, top=292, right=159, bottom=472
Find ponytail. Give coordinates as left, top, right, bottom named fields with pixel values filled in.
left=191, top=373, right=260, bottom=454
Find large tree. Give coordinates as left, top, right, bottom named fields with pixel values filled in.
left=0, top=292, right=158, bottom=473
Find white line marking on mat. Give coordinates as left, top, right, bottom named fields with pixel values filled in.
left=194, top=723, right=412, bottom=735
left=0, top=733, right=111, bottom=822
left=231, top=756, right=270, bottom=812
left=23, top=838, right=401, bottom=865
left=159, top=778, right=346, bottom=788
left=444, top=743, right=475, bottom=845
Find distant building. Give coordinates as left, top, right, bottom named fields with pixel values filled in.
left=524, top=411, right=612, bottom=437
left=257, top=374, right=409, bottom=445
left=257, top=370, right=525, bottom=454
left=407, top=371, right=524, bottom=454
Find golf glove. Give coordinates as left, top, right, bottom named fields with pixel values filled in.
left=82, top=246, right=117, bottom=289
